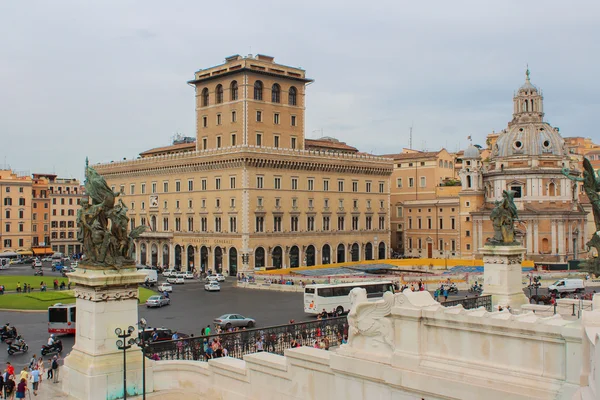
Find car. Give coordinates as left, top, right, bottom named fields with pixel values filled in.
left=205, top=275, right=219, bottom=283
left=33, top=259, right=42, bottom=268
left=204, top=282, right=221, bottom=292
left=184, top=271, right=194, bottom=279
left=215, top=273, right=225, bottom=282
left=163, top=270, right=176, bottom=278
left=548, top=279, right=585, bottom=295
left=42, top=256, right=53, bottom=262
left=213, top=314, right=255, bottom=329
left=146, top=294, right=170, bottom=308
left=167, top=275, right=185, bottom=284
left=157, top=283, right=173, bottom=292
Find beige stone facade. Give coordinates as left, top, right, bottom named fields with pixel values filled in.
left=95, top=55, right=393, bottom=275
left=47, top=176, right=84, bottom=255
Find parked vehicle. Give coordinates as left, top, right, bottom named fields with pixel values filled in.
left=163, top=270, right=176, bottom=278
left=548, top=279, right=585, bottom=295
left=204, top=282, right=221, bottom=292
left=213, top=314, right=255, bottom=329
left=157, top=283, right=173, bottom=293
left=167, top=275, right=185, bottom=284
left=146, top=295, right=170, bottom=308
left=139, top=269, right=158, bottom=286
left=215, top=273, right=226, bottom=282
left=42, top=256, right=53, bottom=262
left=32, top=259, right=42, bottom=268
left=184, top=271, right=194, bottom=279
left=7, top=335, right=28, bottom=355
left=52, top=263, right=66, bottom=272
left=41, top=339, right=63, bottom=356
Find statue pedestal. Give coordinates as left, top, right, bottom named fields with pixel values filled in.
left=61, top=266, right=148, bottom=400
left=480, top=245, right=529, bottom=310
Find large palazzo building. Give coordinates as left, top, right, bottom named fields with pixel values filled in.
left=394, top=70, right=589, bottom=263
left=94, top=55, right=393, bottom=275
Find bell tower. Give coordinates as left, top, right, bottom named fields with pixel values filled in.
left=510, top=68, right=544, bottom=126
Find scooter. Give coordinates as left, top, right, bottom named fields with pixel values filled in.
left=41, top=339, right=62, bottom=356
left=448, top=283, right=459, bottom=295
left=0, top=326, right=17, bottom=342
left=7, top=336, right=28, bottom=355
left=34, top=269, right=43, bottom=276
left=468, top=285, right=483, bottom=294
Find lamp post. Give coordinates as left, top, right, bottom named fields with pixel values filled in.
left=573, top=228, right=579, bottom=262
left=115, top=326, right=136, bottom=400
left=136, top=318, right=148, bottom=400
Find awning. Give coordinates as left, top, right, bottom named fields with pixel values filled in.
left=32, top=247, right=54, bottom=256
left=0, top=251, right=18, bottom=257
left=16, top=250, right=33, bottom=256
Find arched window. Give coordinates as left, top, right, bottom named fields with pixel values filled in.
left=548, top=182, right=556, bottom=196
left=201, top=88, right=209, bottom=107
left=288, top=86, right=297, bottom=106
left=530, top=99, right=534, bottom=112
left=254, top=81, right=263, bottom=100
left=215, top=84, right=223, bottom=104
left=230, top=81, right=238, bottom=101
left=467, top=175, right=472, bottom=188
left=444, top=161, right=448, bottom=168
left=271, top=83, right=281, bottom=103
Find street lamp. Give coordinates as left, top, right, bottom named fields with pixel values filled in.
left=115, top=326, right=136, bottom=400
left=136, top=318, right=148, bottom=400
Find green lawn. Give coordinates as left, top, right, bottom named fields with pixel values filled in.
left=0, top=275, right=70, bottom=291
left=0, top=277, right=156, bottom=310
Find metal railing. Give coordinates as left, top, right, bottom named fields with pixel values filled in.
left=145, top=316, right=348, bottom=362
left=441, top=295, right=492, bottom=311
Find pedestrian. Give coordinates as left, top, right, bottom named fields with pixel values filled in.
left=46, top=360, right=53, bottom=381
left=51, top=356, right=60, bottom=383
left=4, top=375, right=15, bottom=400
left=36, top=357, right=45, bottom=383
left=204, top=325, right=211, bottom=336
left=433, top=288, right=439, bottom=301
left=255, top=337, right=264, bottom=352
left=6, top=363, right=14, bottom=378
left=14, top=378, right=28, bottom=399
left=443, top=287, right=448, bottom=301
left=18, top=368, right=28, bottom=384
left=28, top=354, right=37, bottom=370
left=30, top=367, right=40, bottom=396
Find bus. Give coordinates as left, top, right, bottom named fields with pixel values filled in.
left=304, top=281, right=395, bottom=315
left=48, top=303, right=76, bottom=334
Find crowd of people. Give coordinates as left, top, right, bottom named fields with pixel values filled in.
left=0, top=355, right=61, bottom=398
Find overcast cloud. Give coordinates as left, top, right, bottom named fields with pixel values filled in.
left=1, top=0, right=599, bottom=179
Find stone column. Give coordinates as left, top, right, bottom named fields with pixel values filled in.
left=551, top=220, right=557, bottom=255
left=62, top=265, right=148, bottom=400
left=526, top=221, right=533, bottom=254
left=169, top=243, right=175, bottom=269
left=533, top=220, right=539, bottom=254
left=558, top=220, right=566, bottom=260
left=478, top=220, right=484, bottom=249
left=481, top=245, right=528, bottom=310
left=473, top=219, right=478, bottom=254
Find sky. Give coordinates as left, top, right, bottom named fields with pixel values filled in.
left=1, top=0, right=599, bottom=180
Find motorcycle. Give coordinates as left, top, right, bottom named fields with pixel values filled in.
left=41, top=339, right=62, bottom=356
left=468, top=285, right=483, bottom=294
left=0, top=326, right=17, bottom=342
left=7, top=336, right=28, bottom=355
left=34, top=269, right=43, bottom=276
left=448, top=283, right=459, bottom=295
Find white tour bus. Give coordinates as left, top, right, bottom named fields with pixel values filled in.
left=304, top=281, right=395, bottom=315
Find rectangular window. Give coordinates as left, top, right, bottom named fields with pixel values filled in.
left=418, top=218, right=422, bottom=229
left=230, top=176, right=236, bottom=189
left=366, top=182, right=371, bottom=193
left=215, top=178, right=221, bottom=190
left=256, top=111, right=262, bottom=122
left=338, top=180, right=344, bottom=192
left=466, top=230, right=471, bottom=237
left=274, top=177, right=281, bottom=189
left=188, top=180, right=194, bottom=191
left=274, top=113, right=280, bottom=124
left=378, top=216, right=385, bottom=230
left=427, top=218, right=432, bottom=230
left=307, top=179, right=314, bottom=191
left=352, top=181, right=358, bottom=192
left=291, top=178, right=298, bottom=190
left=420, top=177, right=426, bottom=188
left=439, top=218, right=444, bottom=229
left=229, top=216, right=237, bottom=233
left=352, top=216, right=359, bottom=230
left=324, top=199, right=329, bottom=208
left=274, top=135, right=280, bottom=148
left=202, top=137, right=207, bottom=150
left=366, top=216, right=372, bottom=230
left=307, top=216, right=315, bottom=231
left=215, top=217, right=222, bottom=232
left=291, top=115, right=296, bottom=126
left=141, top=183, right=146, bottom=194
left=201, top=217, right=207, bottom=232
left=290, top=216, right=299, bottom=232
left=216, top=113, right=222, bottom=125
left=231, top=133, right=237, bottom=146
left=217, top=136, right=222, bottom=148
left=257, top=176, right=264, bottom=189
left=396, top=207, right=402, bottom=217
left=451, top=218, right=455, bottom=230
left=322, top=216, right=330, bottom=231
left=451, top=240, right=456, bottom=251
left=231, top=111, right=237, bottom=123
left=409, top=178, right=414, bottom=188
left=379, top=182, right=385, bottom=193
left=163, top=182, right=169, bottom=193
left=230, top=198, right=235, bottom=208
left=152, top=183, right=157, bottom=194
left=273, top=216, right=282, bottom=232
left=188, top=199, right=193, bottom=209
left=257, top=197, right=263, bottom=207
left=256, top=133, right=262, bottom=146
left=255, top=217, right=264, bottom=232
left=337, top=216, right=345, bottom=231
left=175, top=181, right=181, bottom=192
left=130, top=184, right=135, bottom=195
left=201, top=179, right=207, bottom=191
left=396, top=178, right=402, bottom=188
left=323, top=180, right=329, bottom=191
left=202, top=116, right=207, bottom=128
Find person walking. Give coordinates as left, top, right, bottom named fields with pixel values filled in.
left=30, top=367, right=40, bottom=396
left=443, top=287, right=449, bottom=301
left=14, top=378, right=28, bottom=400
left=4, top=375, right=15, bottom=400
left=51, top=356, right=60, bottom=383
left=46, top=359, right=53, bottom=381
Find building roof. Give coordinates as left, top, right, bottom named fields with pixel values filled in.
left=305, top=138, right=358, bottom=152
left=140, top=142, right=196, bottom=157
left=379, top=150, right=441, bottom=161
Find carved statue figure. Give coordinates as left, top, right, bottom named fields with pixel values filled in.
left=487, top=190, right=519, bottom=245
left=79, top=159, right=146, bottom=268
left=562, top=158, right=600, bottom=273
left=345, top=288, right=394, bottom=351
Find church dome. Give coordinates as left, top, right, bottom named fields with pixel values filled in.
left=493, top=123, right=564, bottom=158
left=463, top=144, right=480, bottom=159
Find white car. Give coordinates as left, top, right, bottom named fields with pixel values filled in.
left=158, top=283, right=173, bottom=292
left=204, top=281, right=221, bottom=292
left=184, top=271, right=194, bottom=279
left=205, top=275, right=219, bottom=283
left=163, top=270, right=176, bottom=278
left=33, top=259, right=42, bottom=268
left=167, top=274, right=185, bottom=284
left=42, top=257, right=53, bottom=262
left=215, top=273, right=225, bottom=282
